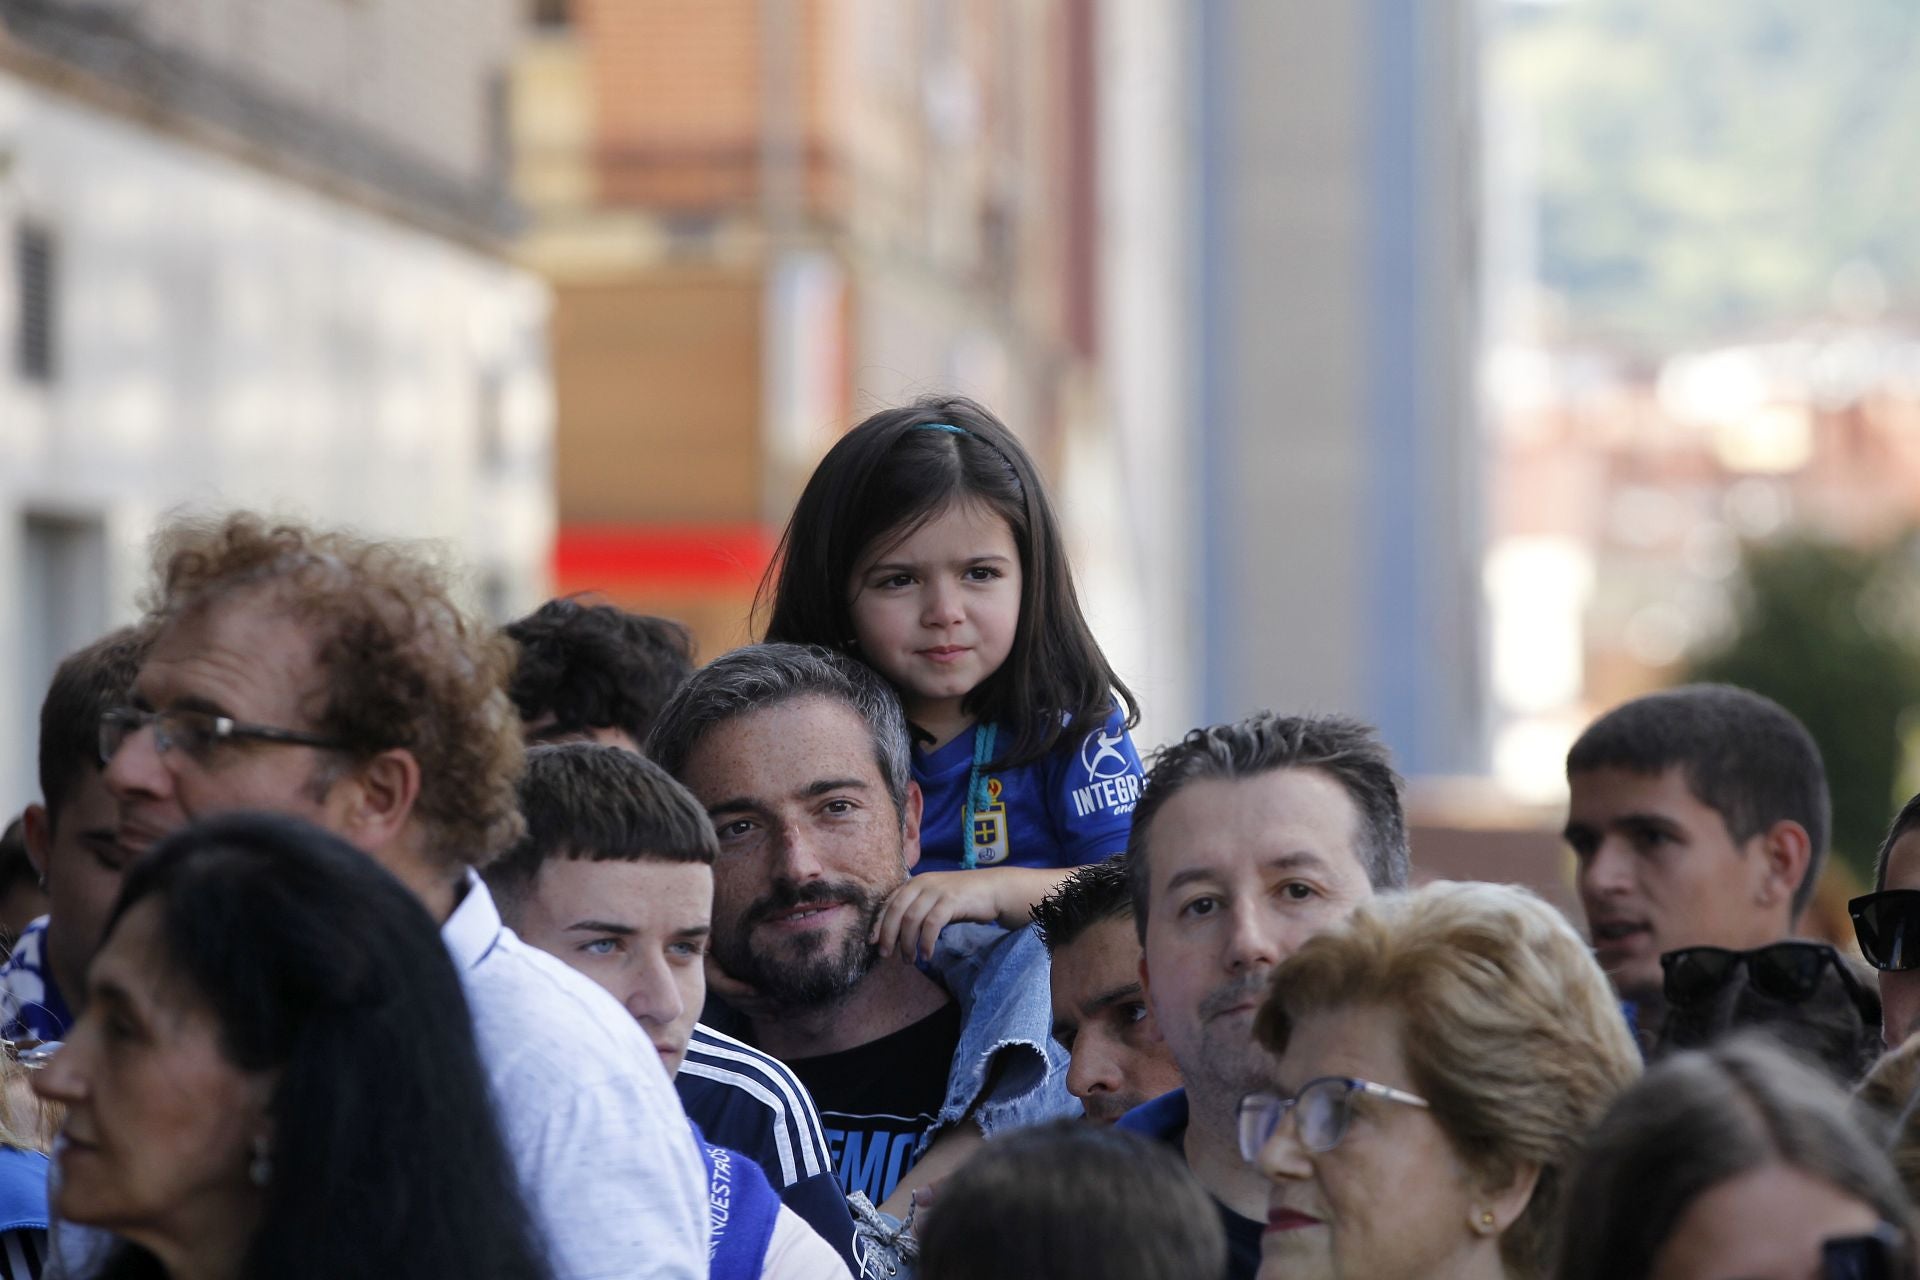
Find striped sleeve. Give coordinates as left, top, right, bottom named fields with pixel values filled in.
left=0, top=1229, right=45, bottom=1280
left=678, top=1024, right=833, bottom=1188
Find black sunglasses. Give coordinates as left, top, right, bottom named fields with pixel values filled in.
left=1823, top=1224, right=1908, bottom=1280
left=1662, top=941, right=1868, bottom=1010
left=1851, top=890, right=1920, bottom=972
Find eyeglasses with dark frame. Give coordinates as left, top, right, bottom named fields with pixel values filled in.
left=1661, top=941, right=1874, bottom=1014
left=1236, top=1076, right=1430, bottom=1162
left=99, top=706, right=350, bottom=768
left=1851, top=890, right=1920, bottom=972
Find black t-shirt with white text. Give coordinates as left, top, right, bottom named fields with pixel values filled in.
left=786, top=999, right=962, bottom=1205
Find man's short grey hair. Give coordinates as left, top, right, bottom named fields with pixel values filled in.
left=646, top=643, right=913, bottom=815
left=1127, top=711, right=1409, bottom=940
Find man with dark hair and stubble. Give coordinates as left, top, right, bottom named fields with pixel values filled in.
left=648, top=643, right=1073, bottom=1223
left=505, top=598, right=695, bottom=753
left=1031, top=855, right=1182, bottom=1124
left=1562, top=683, right=1829, bottom=1042
left=487, top=743, right=867, bottom=1278
left=1117, top=711, right=1409, bottom=1280
left=1, top=626, right=150, bottom=1045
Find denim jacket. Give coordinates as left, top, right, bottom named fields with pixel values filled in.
left=917, top=921, right=1075, bottom=1152
left=849, top=922, right=1075, bottom=1277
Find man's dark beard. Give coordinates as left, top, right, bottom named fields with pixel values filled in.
left=712, top=878, right=892, bottom=1012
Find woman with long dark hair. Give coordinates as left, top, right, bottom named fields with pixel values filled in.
left=34, top=812, right=551, bottom=1280
left=1558, top=1037, right=1919, bottom=1280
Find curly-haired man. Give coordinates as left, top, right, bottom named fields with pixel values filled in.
left=94, top=513, right=710, bottom=1280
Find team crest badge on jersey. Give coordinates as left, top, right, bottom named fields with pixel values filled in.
left=971, top=777, right=1009, bottom=866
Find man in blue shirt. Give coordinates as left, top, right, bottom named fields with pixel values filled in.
left=1030, top=855, right=1182, bottom=1124
left=487, top=742, right=864, bottom=1278
left=1119, top=712, right=1409, bottom=1280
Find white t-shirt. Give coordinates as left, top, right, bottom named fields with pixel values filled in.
left=444, top=876, right=710, bottom=1279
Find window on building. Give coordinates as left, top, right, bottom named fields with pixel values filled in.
left=15, top=224, right=55, bottom=383
left=18, top=514, right=109, bottom=797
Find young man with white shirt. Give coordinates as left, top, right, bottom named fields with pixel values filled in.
left=90, top=512, right=708, bottom=1280
left=487, top=742, right=863, bottom=1279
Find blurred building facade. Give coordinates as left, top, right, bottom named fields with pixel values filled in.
left=1183, top=0, right=1488, bottom=777
left=512, top=0, right=1113, bottom=664
left=512, top=0, right=1487, bottom=776
left=1487, top=327, right=1920, bottom=799
left=0, top=0, right=554, bottom=815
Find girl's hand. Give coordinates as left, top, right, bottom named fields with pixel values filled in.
left=871, top=872, right=1003, bottom=963
left=870, top=866, right=1079, bottom=961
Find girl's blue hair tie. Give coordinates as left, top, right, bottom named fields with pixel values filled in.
left=916, top=422, right=969, bottom=437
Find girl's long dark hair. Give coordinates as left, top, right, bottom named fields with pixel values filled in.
left=93, top=812, right=551, bottom=1280
left=759, top=395, right=1137, bottom=768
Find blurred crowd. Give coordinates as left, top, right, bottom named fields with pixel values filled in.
left=1, top=396, right=1916, bottom=1280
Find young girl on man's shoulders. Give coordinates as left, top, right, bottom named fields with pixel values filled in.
left=762, top=397, right=1145, bottom=961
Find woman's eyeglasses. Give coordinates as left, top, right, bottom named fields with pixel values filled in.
left=1235, top=1076, right=1429, bottom=1162
left=1661, top=941, right=1870, bottom=1010
left=1, top=1039, right=59, bottom=1070
left=1850, top=890, right=1920, bottom=972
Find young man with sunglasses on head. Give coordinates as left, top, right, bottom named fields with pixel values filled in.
left=1562, top=684, right=1830, bottom=1044
left=1848, top=793, right=1920, bottom=1049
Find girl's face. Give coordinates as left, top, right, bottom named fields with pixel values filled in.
left=847, top=500, right=1022, bottom=728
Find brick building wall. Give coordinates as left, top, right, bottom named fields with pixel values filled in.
left=581, top=0, right=835, bottom=212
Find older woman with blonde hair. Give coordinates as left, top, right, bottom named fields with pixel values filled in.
left=1241, top=880, right=1641, bottom=1280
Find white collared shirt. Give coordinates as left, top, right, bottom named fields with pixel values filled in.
left=442, top=875, right=709, bottom=1279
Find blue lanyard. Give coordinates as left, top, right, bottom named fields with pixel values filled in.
left=960, top=722, right=997, bottom=869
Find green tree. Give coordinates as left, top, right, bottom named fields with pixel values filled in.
left=1499, top=0, right=1920, bottom=350
left=1685, top=535, right=1920, bottom=880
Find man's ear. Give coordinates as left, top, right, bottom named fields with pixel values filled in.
left=328, top=749, right=422, bottom=857
left=20, top=804, right=50, bottom=882
left=901, top=780, right=924, bottom=873
left=1754, top=819, right=1813, bottom=919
